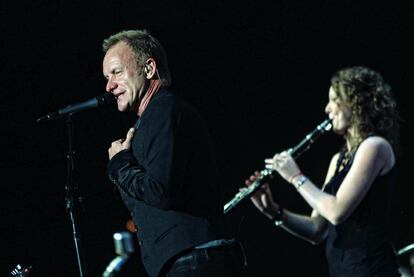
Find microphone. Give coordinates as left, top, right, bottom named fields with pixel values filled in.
left=37, top=93, right=116, bottom=122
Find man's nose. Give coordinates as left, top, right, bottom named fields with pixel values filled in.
left=324, top=103, right=330, bottom=114
left=106, top=77, right=117, bottom=92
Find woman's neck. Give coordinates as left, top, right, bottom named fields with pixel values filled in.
left=344, top=126, right=360, bottom=151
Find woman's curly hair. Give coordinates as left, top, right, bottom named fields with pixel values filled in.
left=330, top=66, right=400, bottom=152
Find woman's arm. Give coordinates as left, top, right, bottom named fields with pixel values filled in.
left=279, top=152, right=340, bottom=244
left=246, top=153, right=339, bottom=244
left=271, top=136, right=395, bottom=225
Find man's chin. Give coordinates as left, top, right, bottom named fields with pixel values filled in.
left=117, top=103, right=129, bottom=112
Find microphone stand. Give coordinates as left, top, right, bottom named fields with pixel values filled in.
left=65, top=115, right=87, bottom=277
left=36, top=93, right=115, bottom=276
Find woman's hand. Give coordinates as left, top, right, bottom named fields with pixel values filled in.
left=244, top=171, right=279, bottom=219
left=265, top=151, right=302, bottom=184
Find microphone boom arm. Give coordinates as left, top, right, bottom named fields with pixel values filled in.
left=36, top=93, right=115, bottom=122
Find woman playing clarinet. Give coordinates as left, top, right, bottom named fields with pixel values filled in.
left=246, top=66, right=400, bottom=276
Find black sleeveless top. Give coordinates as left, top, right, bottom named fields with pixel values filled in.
left=324, top=147, right=399, bottom=276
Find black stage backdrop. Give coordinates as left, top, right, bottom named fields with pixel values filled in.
left=2, top=1, right=413, bottom=276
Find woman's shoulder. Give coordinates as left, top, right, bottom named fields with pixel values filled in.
left=358, top=136, right=393, bottom=153
left=356, top=136, right=395, bottom=174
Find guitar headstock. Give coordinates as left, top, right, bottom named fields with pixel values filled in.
left=10, top=264, right=32, bottom=277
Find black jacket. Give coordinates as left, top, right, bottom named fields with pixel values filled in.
left=108, top=90, right=225, bottom=277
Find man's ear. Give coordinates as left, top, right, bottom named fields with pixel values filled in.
left=144, top=58, right=157, bottom=79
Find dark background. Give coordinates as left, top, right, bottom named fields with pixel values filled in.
left=2, top=1, right=413, bottom=276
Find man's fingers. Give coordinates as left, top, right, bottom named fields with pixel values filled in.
left=111, top=139, right=123, bottom=147
left=124, top=128, right=135, bottom=143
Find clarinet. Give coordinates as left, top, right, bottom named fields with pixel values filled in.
left=223, top=119, right=332, bottom=214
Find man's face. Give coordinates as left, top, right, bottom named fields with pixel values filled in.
left=103, top=41, right=146, bottom=113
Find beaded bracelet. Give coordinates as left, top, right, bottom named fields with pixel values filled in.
left=272, top=206, right=285, bottom=227
left=289, top=171, right=303, bottom=184
left=294, top=175, right=309, bottom=190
